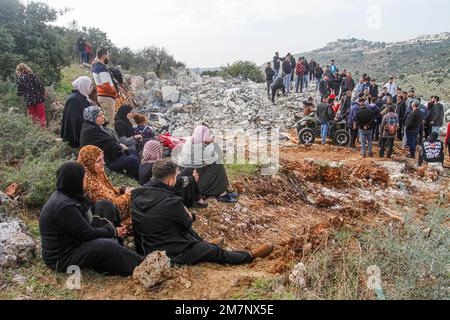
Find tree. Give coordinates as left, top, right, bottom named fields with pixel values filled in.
left=222, top=61, right=264, bottom=83
left=0, top=0, right=69, bottom=85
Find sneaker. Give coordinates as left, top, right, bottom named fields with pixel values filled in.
left=216, top=195, right=237, bottom=203
left=250, top=242, right=274, bottom=259
left=209, top=237, right=225, bottom=248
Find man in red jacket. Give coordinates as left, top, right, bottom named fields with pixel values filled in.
left=295, top=58, right=306, bottom=93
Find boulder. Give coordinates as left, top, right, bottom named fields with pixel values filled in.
left=162, top=86, right=180, bottom=104
left=0, top=220, right=36, bottom=268
left=133, top=251, right=172, bottom=291
left=129, top=76, right=145, bottom=93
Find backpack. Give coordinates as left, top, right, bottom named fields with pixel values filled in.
left=385, top=114, right=398, bottom=136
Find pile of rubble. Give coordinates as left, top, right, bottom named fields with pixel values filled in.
left=127, top=69, right=320, bottom=133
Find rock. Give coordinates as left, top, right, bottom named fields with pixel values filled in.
left=0, top=220, right=36, bottom=268
left=0, top=192, right=11, bottom=205
left=289, top=263, right=307, bottom=288
left=133, top=251, right=172, bottom=291
left=162, top=86, right=180, bottom=104
left=144, top=72, right=159, bottom=81
left=129, top=76, right=145, bottom=92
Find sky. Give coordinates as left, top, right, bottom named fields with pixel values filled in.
left=37, top=0, right=450, bottom=68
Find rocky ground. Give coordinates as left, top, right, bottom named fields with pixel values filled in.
left=0, top=68, right=449, bottom=300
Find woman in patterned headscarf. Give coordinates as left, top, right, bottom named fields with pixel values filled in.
left=78, top=145, right=134, bottom=229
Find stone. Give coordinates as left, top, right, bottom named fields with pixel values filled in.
left=289, top=263, right=307, bottom=288
left=0, top=192, right=11, bottom=205
left=133, top=251, right=172, bottom=291
left=162, top=86, right=180, bottom=103
left=129, top=76, right=145, bottom=92
left=0, top=220, right=36, bottom=268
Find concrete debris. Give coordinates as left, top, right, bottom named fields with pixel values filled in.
left=0, top=219, right=36, bottom=268
left=133, top=251, right=172, bottom=291
left=128, top=68, right=320, bottom=133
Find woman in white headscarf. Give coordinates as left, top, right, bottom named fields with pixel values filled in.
left=61, top=76, right=94, bottom=148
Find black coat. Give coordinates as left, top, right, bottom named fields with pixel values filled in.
left=61, top=91, right=91, bottom=148
left=405, top=109, right=423, bottom=132
left=80, top=121, right=124, bottom=164
left=114, top=105, right=135, bottom=138
left=131, top=181, right=202, bottom=258
left=265, top=67, right=275, bottom=81
left=354, top=107, right=375, bottom=130
left=282, top=61, right=292, bottom=75
left=319, top=79, right=330, bottom=96
left=428, top=103, right=444, bottom=127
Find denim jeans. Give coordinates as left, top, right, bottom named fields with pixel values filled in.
left=295, top=75, right=303, bottom=93
left=321, top=122, right=329, bottom=145
left=315, top=78, right=321, bottom=91
left=283, top=74, right=291, bottom=94
left=431, top=126, right=441, bottom=135
left=359, top=129, right=373, bottom=155
left=274, top=68, right=279, bottom=78
left=406, top=130, right=419, bottom=157
left=303, top=75, right=309, bottom=89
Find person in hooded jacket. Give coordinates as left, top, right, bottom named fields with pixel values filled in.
left=131, top=160, right=274, bottom=265
left=39, top=162, right=143, bottom=276
left=80, top=106, right=140, bottom=180
left=114, top=105, right=143, bottom=152
left=61, top=77, right=93, bottom=148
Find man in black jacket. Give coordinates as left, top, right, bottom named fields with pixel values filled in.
left=271, top=72, right=286, bottom=104
left=131, top=160, right=274, bottom=266
left=273, top=52, right=281, bottom=77
left=265, top=62, right=275, bottom=99
left=354, top=100, right=375, bottom=157
left=317, top=96, right=334, bottom=145
left=319, top=76, right=331, bottom=101
left=39, top=162, right=143, bottom=276
left=418, top=132, right=444, bottom=167
left=428, top=96, right=444, bottom=135
left=405, top=99, right=423, bottom=158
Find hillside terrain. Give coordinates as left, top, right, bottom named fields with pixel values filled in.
left=295, top=33, right=450, bottom=100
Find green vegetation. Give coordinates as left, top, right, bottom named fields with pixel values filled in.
left=222, top=61, right=265, bottom=83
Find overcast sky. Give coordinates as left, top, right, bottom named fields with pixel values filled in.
left=38, top=0, right=450, bottom=68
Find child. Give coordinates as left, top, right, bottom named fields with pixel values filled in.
left=133, top=114, right=156, bottom=140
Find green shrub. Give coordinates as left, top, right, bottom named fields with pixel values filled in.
left=222, top=61, right=265, bottom=83
left=0, top=108, right=66, bottom=164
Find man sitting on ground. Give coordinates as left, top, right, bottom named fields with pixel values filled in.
left=131, top=160, right=274, bottom=266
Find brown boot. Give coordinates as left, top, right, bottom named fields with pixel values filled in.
left=209, top=237, right=225, bottom=248
left=250, top=242, right=274, bottom=259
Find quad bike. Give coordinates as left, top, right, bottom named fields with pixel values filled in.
left=296, top=112, right=350, bottom=146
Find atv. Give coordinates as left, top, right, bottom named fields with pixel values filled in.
left=296, top=112, right=350, bottom=146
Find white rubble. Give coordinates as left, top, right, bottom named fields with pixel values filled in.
left=133, top=251, right=172, bottom=290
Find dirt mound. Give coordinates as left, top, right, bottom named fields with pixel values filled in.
left=269, top=216, right=345, bottom=273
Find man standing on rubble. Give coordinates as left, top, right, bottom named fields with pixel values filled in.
left=273, top=52, right=281, bottom=77
left=265, top=62, right=275, bottom=99
left=271, top=72, right=286, bottom=104
left=92, top=47, right=117, bottom=127
left=405, top=99, right=423, bottom=159
left=427, top=96, right=444, bottom=135
left=283, top=56, right=292, bottom=95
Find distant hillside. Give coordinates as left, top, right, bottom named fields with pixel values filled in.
left=295, top=33, right=450, bottom=100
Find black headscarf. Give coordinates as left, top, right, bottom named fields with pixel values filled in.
left=114, top=105, right=134, bottom=138
left=56, top=162, right=85, bottom=199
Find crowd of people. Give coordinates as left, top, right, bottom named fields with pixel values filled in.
left=34, top=47, right=274, bottom=276
left=12, top=46, right=448, bottom=277
left=265, top=52, right=448, bottom=164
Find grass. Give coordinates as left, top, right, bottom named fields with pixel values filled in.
left=225, top=163, right=260, bottom=180
left=231, top=278, right=295, bottom=300
left=54, top=65, right=91, bottom=100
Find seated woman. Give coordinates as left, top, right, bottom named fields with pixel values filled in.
left=39, top=162, right=143, bottom=276
left=139, top=140, right=207, bottom=208
left=176, top=125, right=238, bottom=203
left=131, top=160, right=274, bottom=264
left=80, top=106, right=140, bottom=181
left=61, top=76, right=93, bottom=149
left=114, top=105, right=143, bottom=152
left=78, top=145, right=134, bottom=230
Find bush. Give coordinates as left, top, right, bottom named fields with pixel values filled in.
left=222, top=61, right=265, bottom=83
left=0, top=108, right=67, bottom=164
